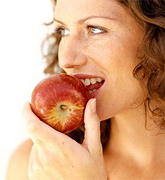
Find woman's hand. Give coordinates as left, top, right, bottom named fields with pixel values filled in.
left=22, top=98, right=107, bottom=180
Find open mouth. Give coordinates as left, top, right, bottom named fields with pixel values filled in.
left=74, top=75, right=105, bottom=98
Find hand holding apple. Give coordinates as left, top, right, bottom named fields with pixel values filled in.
left=31, top=73, right=89, bottom=133
left=22, top=99, right=107, bottom=180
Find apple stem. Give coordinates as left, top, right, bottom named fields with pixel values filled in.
left=60, top=105, right=68, bottom=111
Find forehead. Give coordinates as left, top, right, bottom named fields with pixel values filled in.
left=54, top=0, right=125, bottom=22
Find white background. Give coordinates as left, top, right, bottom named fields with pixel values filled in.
left=0, top=0, right=53, bottom=179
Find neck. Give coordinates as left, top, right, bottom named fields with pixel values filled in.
left=105, top=104, right=165, bottom=166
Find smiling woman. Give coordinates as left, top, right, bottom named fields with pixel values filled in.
left=6, top=0, right=165, bottom=180
left=43, top=0, right=165, bottom=142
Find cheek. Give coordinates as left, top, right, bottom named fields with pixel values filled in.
left=85, top=32, right=144, bottom=120
left=86, top=35, right=140, bottom=73
left=96, top=71, right=145, bottom=121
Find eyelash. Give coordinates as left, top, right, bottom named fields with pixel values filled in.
left=54, top=25, right=106, bottom=37
left=86, top=25, right=106, bottom=35
left=54, top=27, right=70, bottom=37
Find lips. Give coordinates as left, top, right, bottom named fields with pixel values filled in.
left=73, top=74, right=105, bottom=97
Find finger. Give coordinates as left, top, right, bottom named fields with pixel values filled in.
left=83, top=98, right=102, bottom=157
left=22, top=102, right=77, bottom=151
left=28, top=145, right=41, bottom=179
left=22, top=102, right=52, bottom=150
left=28, top=145, right=48, bottom=180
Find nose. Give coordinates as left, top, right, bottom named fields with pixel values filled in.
left=58, top=35, right=87, bottom=70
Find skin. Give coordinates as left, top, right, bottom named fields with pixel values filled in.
left=6, top=0, right=165, bottom=179
left=55, top=0, right=145, bottom=121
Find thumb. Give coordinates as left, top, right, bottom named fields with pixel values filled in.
left=83, top=98, right=102, bottom=156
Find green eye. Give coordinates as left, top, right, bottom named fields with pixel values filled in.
left=88, top=26, right=105, bottom=34
left=55, top=27, right=70, bottom=37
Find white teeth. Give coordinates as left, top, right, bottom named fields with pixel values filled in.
left=84, top=79, right=90, bottom=86
left=89, top=89, right=97, bottom=94
left=90, top=78, right=97, bottom=85
left=80, top=77, right=103, bottom=86
left=80, top=79, right=85, bottom=84
left=97, top=78, right=102, bottom=82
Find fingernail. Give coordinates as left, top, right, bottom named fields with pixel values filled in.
left=90, top=98, right=96, bottom=113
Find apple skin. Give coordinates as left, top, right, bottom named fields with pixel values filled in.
left=31, top=74, right=90, bottom=133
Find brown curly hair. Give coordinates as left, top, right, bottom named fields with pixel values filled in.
left=41, top=0, right=165, bottom=149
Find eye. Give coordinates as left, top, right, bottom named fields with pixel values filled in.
left=87, top=25, right=106, bottom=34
left=54, top=27, right=70, bottom=37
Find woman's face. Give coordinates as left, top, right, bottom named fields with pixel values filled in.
left=54, top=0, right=145, bottom=121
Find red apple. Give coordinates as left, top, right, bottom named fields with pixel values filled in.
left=31, top=73, right=89, bottom=133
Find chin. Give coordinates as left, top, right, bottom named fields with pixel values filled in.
left=96, top=102, right=112, bottom=121
left=95, top=96, right=120, bottom=121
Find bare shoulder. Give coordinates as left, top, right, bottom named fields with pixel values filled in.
left=6, top=139, right=33, bottom=180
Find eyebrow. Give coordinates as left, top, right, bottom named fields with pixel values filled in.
left=53, top=15, right=115, bottom=25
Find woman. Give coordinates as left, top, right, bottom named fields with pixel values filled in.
left=7, top=0, right=165, bottom=179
